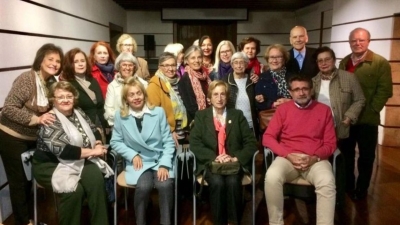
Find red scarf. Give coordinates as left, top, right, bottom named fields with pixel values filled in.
left=247, top=58, right=261, bottom=75
left=185, top=65, right=211, bottom=110
left=213, top=117, right=226, bottom=155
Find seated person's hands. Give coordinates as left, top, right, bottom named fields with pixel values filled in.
left=92, top=144, right=107, bottom=158
left=215, top=154, right=238, bottom=163
left=157, top=167, right=169, bottom=181
left=287, top=153, right=319, bottom=171
left=132, top=155, right=143, bottom=171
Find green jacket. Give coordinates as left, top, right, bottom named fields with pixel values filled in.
left=339, top=50, right=392, bottom=125
left=189, top=107, right=257, bottom=175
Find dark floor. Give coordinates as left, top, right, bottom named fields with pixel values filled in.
left=2, top=145, right=400, bottom=225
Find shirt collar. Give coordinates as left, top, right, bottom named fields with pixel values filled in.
left=293, top=48, right=306, bottom=58
left=294, top=99, right=313, bottom=109
left=129, top=104, right=151, bottom=118
left=212, top=107, right=227, bottom=119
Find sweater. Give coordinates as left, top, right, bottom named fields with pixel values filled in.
left=263, top=100, right=336, bottom=160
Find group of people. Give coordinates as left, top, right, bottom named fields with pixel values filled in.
left=0, top=25, right=393, bottom=225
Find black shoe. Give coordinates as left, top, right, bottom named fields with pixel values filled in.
left=351, top=189, right=368, bottom=200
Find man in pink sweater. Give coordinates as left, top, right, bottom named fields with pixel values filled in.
left=263, top=75, right=337, bottom=225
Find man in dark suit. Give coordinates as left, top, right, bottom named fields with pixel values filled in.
left=286, top=26, right=319, bottom=79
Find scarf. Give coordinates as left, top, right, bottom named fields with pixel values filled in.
left=185, top=65, right=211, bottom=110
left=35, top=71, right=49, bottom=107
left=247, top=58, right=261, bottom=75
left=155, top=69, right=188, bottom=129
left=95, top=62, right=114, bottom=83
left=213, top=108, right=227, bottom=155
left=218, top=61, right=233, bottom=80
left=270, top=67, right=291, bottom=99
left=75, top=75, right=97, bottom=104
left=51, top=108, right=113, bottom=193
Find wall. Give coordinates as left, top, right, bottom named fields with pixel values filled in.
left=0, top=0, right=126, bottom=106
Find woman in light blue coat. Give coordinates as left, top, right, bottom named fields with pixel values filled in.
left=110, top=77, right=175, bottom=225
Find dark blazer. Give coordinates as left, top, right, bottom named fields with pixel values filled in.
left=189, top=107, right=257, bottom=175
left=178, top=72, right=208, bottom=124
left=69, top=78, right=109, bottom=129
left=286, top=47, right=319, bottom=79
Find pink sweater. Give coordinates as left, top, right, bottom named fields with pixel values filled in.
left=263, top=100, right=336, bottom=160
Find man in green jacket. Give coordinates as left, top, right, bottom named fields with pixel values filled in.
left=338, top=27, right=393, bottom=200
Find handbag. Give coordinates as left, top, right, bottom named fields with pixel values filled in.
left=258, top=109, right=276, bottom=130
left=210, top=161, right=241, bottom=175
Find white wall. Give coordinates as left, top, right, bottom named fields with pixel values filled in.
left=0, top=0, right=126, bottom=105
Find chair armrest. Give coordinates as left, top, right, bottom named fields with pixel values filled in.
left=331, top=148, right=341, bottom=176
left=264, top=147, right=275, bottom=170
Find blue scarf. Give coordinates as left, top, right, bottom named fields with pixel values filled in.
left=95, top=62, right=114, bottom=83
left=218, top=62, right=233, bottom=80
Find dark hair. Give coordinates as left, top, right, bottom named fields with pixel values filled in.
left=88, top=41, right=116, bottom=66
left=32, top=43, right=64, bottom=75
left=238, top=37, right=261, bottom=55
left=62, top=48, right=92, bottom=81
left=287, top=75, right=313, bottom=90
left=313, top=46, right=336, bottom=61
left=199, top=35, right=215, bottom=64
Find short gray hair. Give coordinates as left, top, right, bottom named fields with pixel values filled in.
left=164, top=43, right=184, bottom=57
left=115, top=52, right=139, bottom=72
left=158, top=52, right=176, bottom=65
left=230, top=52, right=249, bottom=64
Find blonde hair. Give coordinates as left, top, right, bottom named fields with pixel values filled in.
left=264, top=44, right=290, bottom=64
left=164, top=43, right=184, bottom=57
left=207, top=80, right=230, bottom=100
left=120, top=77, right=153, bottom=117
left=213, top=40, right=236, bottom=73
left=116, top=34, right=138, bottom=54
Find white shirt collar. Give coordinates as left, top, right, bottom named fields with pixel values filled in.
left=129, top=104, right=151, bottom=118
left=294, top=99, right=313, bottom=109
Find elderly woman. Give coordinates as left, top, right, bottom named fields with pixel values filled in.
left=89, top=41, right=116, bottom=98
left=62, top=48, right=109, bottom=138
left=104, top=52, right=148, bottom=126
left=199, top=35, right=215, bottom=73
left=116, top=34, right=150, bottom=80
left=110, top=77, right=175, bottom=225
left=32, top=81, right=113, bottom=225
left=222, top=52, right=258, bottom=134
left=164, top=43, right=185, bottom=78
left=210, top=40, right=235, bottom=80
left=0, top=43, right=62, bottom=225
left=178, top=45, right=212, bottom=124
left=147, top=52, right=187, bottom=146
left=239, top=37, right=263, bottom=76
left=190, top=80, right=257, bottom=225
left=255, top=44, right=292, bottom=110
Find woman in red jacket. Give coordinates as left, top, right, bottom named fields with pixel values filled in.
left=88, top=41, right=116, bottom=98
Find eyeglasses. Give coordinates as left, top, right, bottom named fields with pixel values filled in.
left=121, top=63, right=134, bottom=68
left=160, top=64, right=177, bottom=69
left=55, top=96, right=74, bottom=102
left=220, top=50, right=232, bottom=55
left=317, top=57, right=333, bottom=64
left=269, top=56, right=283, bottom=61
left=233, top=61, right=246, bottom=66
left=291, top=87, right=310, bottom=93
left=122, top=44, right=133, bottom=47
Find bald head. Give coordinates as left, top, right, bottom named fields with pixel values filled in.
left=348, top=27, right=371, bottom=57
left=290, top=26, right=309, bottom=51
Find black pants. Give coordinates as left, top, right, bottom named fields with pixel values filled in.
left=0, top=129, right=36, bottom=225
left=339, top=124, right=378, bottom=192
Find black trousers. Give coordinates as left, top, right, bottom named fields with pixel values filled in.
left=339, top=124, right=378, bottom=192
left=0, top=129, right=36, bottom=225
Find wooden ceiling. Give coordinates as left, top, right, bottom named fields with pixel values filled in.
left=113, top=0, right=323, bottom=11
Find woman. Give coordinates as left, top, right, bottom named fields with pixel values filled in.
left=199, top=35, right=214, bottom=73
left=116, top=34, right=150, bottom=80
left=110, top=77, right=175, bottom=225
left=239, top=37, right=263, bottom=76
left=255, top=44, right=292, bottom=110
left=104, top=52, right=148, bottom=126
left=32, top=81, right=113, bottom=225
left=89, top=41, right=116, bottom=98
left=62, top=48, right=109, bottom=138
left=210, top=40, right=235, bottom=80
left=222, top=52, right=258, bottom=134
left=0, top=43, right=62, bottom=225
left=312, top=46, right=365, bottom=140
left=164, top=43, right=185, bottom=78
left=190, top=80, right=257, bottom=225
left=178, top=45, right=211, bottom=124
left=147, top=52, right=187, bottom=146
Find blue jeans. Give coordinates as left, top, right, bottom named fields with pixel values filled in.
left=134, top=169, right=174, bottom=225
left=204, top=168, right=243, bottom=225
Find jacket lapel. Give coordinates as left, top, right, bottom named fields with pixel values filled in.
left=141, top=111, right=157, bottom=142
left=225, top=109, right=234, bottom=137
left=205, top=108, right=217, bottom=140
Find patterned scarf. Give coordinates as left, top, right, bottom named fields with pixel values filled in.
left=270, top=67, right=291, bottom=98
left=155, top=69, right=188, bottom=129
left=185, top=65, right=211, bottom=110
left=247, top=57, right=261, bottom=75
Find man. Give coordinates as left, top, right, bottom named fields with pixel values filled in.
left=286, top=26, right=319, bottom=78
left=338, top=27, right=393, bottom=200
left=263, top=75, right=337, bottom=225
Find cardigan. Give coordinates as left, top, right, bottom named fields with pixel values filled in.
left=69, top=78, right=109, bottom=129
left=312, top=69, right=366, bottom=139
left=110, top=107, right=175, bottom=185
left=0, top=70, right=56, bottom=140
left=263, top=100, right=336, bottom=160
left=136, top=57, right=150, bottom=81
left=189, top=107, right=257, bottom=175
left=339, top=50, right=393, bottom=125
left=286, top=47, right=319, bottom=79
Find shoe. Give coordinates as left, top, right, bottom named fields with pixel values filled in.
left=351, top=189, right=368, bottom=200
